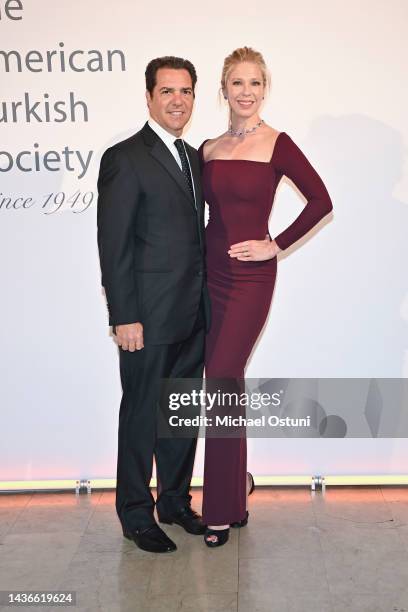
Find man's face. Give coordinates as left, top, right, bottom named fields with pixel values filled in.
left=146, top=68, right=194, bottom=137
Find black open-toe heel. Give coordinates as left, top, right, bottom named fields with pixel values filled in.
left=248, top=472, right=255, bottom=495
left=230, top=510, right=249, bottom=528
left=204, top=527, right=230, bottom=548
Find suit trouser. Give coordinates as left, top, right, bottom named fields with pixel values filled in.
left=115, top=305, right=205, bottom=530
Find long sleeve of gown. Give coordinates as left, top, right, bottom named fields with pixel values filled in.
left=273, top=133, right=333, bottom=251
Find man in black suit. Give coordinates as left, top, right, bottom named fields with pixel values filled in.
left=97, top=56, right=210, bottom=553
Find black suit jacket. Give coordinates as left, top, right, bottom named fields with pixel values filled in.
left=97, top=122, right=211, bottom=345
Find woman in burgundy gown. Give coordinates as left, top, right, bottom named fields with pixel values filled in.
left=199, top=47, right=333, bottom=547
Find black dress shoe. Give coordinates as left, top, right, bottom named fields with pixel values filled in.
left=204, top=527, right=230, bottom=548
left=230, top=510, right=249, bottom=528
left=123, top=523, right=177, bottom=553
left=158, top=506, right=206, bottom=535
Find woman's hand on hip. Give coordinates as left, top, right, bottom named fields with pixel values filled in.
left=228, top=236, right=281, bottom=261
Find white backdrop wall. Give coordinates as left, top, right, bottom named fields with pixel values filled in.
left=1, top=0, right=407, bottom=481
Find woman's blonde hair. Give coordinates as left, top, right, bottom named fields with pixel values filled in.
left=220, top=46, right=270, bottom=94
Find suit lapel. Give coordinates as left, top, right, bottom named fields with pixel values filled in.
left=187, top=145, right=203, bottom=211
left=142, top=123, right=195, bottom=209
left=141, top=123, right=204, bottom=252
left=185, top=144, right=204, bottom=252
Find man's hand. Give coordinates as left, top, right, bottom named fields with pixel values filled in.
left=228, top=236, right=281, bottom=261
left=115, top=322, right=144, bottom=351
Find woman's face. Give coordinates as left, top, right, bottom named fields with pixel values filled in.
left=224, top=61, right=265, bottom=121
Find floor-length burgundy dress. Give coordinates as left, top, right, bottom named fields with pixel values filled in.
left=198, top=132, right=333, bottom=525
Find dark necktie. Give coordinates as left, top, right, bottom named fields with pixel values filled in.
left=174, top=139, right=195, bottom=201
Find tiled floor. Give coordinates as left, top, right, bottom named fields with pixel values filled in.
left=1, top=486, right=408, bottom=611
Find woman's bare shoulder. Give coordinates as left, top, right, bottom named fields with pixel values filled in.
left=262, top=124, right=282, bottom=140
left=202, top=133, right=228, bottom=159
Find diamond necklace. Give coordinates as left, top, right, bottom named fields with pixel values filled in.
left=228, top=119, right=264, bottom=137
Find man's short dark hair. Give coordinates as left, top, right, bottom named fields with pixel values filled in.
left=145, top=56, right=197, bottom=96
